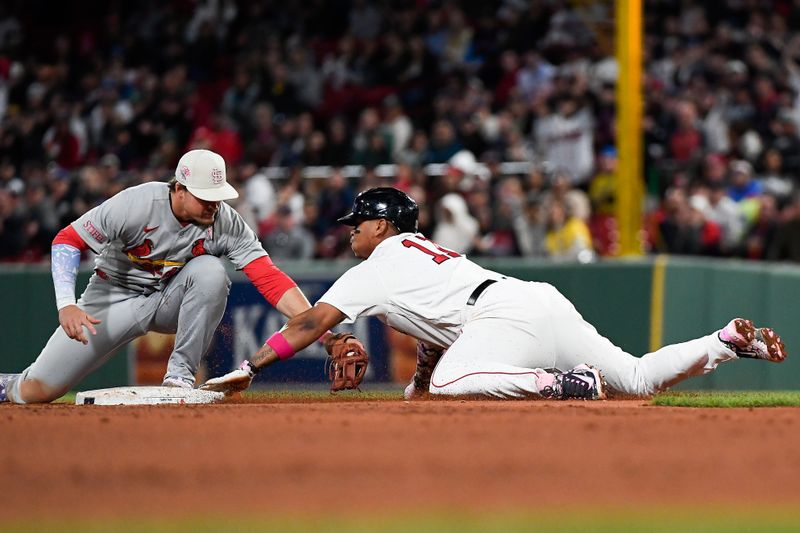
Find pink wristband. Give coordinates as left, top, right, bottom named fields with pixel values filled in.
left=266, top=332, right=295, bottom=360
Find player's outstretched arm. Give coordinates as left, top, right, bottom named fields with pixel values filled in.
left=201, top=303, right=348, bottom=394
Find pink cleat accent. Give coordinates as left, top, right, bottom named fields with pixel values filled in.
left=718, top=318, right=755, bottom=349
left=719, top=318, right=787, bottom=363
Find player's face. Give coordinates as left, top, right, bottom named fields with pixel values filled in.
left=173, top=187, right=220, bottom=227
left=349, top=219, right=379, bottom=259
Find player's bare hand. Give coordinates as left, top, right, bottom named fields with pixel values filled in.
left=59, top=305, right=101, bottom=344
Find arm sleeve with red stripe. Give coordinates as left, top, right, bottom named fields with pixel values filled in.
left=53, top=225, right=90, bottom=251
left=243, top=255, right=298, bottom=307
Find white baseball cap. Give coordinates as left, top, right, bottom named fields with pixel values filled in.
left=175, top=149, right=239, bottom=201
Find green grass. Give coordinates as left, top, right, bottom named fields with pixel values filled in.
left=653, top=390, right=800, bottom=408
left=6, top=507, right=800, bottom=533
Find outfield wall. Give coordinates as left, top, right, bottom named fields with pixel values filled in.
left=1, top=257, right=797, bottom=391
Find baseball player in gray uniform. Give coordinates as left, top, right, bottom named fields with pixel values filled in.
left=0, top=149, right=322, bottom=404
left=201, top=187, right=787, bottom=400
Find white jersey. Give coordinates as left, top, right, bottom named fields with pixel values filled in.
left=533, top=107, right=594, bottom=184
left=73, top=182, right=266, bottom=293
left=318, top=233, right=506, bottom=348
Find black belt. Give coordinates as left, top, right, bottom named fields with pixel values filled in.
left=467, top=279, right=501, bottom=306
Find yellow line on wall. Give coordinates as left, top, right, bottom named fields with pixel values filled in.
left=649, top=255, right=668, bottom=351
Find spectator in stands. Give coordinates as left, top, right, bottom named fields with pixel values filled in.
left=757, top=147, right=793, bottom=200
left=541, top=168, right=591, bottom=223
left=727, top=160, right=762, bottom=202
left=744, top=193, right=779, bottom=260
left=241, top=160, right=276, bottom=230
left=588, top=146, right=617, bottom=217
left=396, top=129, right=430, bottom=169
left=657, top=186, right=721, bottom=256
left=513, top=197, right=548, bottom=258
left=349, top=0, right=383, bottom=41
left=439, top=7, right=476, bottom=72
left=767, top=109, right=800, bottom=177
left=4, top=0, right=800, bottom=264
left=300, top=130, right=327, bottom=167
left=768, top=193, right=800, bottom=261
left=668, top=99, right=704, bottom=164
left=262, top=204, right=315, bottom=260
left=533, top=91, right=594, bottom=186
left=314, top=167, right=355, bottom=239
left=432, top=192, right=479, bottom=254
left=286, top=45, right=323, bottom=110
left=691, top=181, right=745, bottom=256
left=480, top=175, right=525, bottom=256
left=544, top=198, right=594, bottom=262
left=426, top=120, right=462, bottom=163
left=222, top=68, right=261, bottom=131
left=381, top=94, right=412, bottom=160
left=352, top=131, right=392, bottom=167
left=517, top=50, right=556, bottom=105
left=351, top=108, right=384, bottom=163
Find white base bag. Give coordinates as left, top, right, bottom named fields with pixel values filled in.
left=76, top=386, right=225, bottom=405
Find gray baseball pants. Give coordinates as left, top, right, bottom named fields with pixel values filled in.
left=7, top=255, right=230, bottom=403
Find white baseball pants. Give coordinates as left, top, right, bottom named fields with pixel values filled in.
left=429, top=280, right=737, bottom=399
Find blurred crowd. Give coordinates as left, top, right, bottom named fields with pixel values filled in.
left=1, top=0, right=800, bottom=263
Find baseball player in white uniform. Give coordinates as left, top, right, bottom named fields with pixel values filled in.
left=201, top=187, right=787, bottom=400
left=0, top=149, right=326, bottom=404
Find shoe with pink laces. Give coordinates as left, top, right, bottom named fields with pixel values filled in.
left=718, top=318, right=787, bottom=363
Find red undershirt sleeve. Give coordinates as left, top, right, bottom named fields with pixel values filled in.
left=52, top=225, right=90, bottom=251
left=242, top=255, right=298, bottom=307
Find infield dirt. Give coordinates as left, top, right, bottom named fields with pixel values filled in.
left=2, top=399, right=799, bottom=519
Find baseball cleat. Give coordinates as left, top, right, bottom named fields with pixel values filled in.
left=0, top=373, right=19, bottom=403
left=719, top=318, right=787, bottom=362
left=540, top=364, right=607, bottom=400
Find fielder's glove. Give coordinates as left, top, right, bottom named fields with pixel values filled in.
left=200, top=360, right=258, bottom=395
left=324, top=333, right=369, bottom=392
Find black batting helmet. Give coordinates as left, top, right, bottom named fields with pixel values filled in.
left=337, top=187, right=419, bottom=233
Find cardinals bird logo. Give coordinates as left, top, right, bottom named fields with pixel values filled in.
left=124, top=239, right=185, bottom=275
left=124, top=239, right=153, bottom=259
left=191, top=238, right=207, bottom=256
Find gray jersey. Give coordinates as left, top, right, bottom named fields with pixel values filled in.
left=73, top=182, right=266, bottom=292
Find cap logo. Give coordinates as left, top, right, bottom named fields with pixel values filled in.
left=180, top=165, right=191, bottom=181
left=211, top=168, right=224, bottom=185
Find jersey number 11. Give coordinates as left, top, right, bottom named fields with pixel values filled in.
left=402, top=237, right=461, bottom=264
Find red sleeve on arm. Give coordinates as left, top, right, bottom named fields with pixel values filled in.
left=243, top=255, right=298, bottom=307
left=52, top=225, right=90, bottom=252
